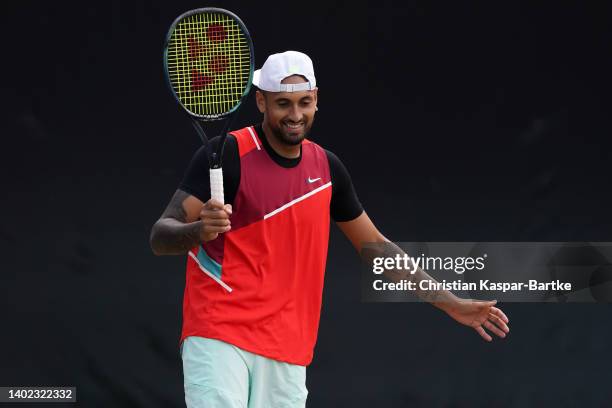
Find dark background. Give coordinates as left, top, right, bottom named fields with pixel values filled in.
left=2, top=1, right=611, bottom=406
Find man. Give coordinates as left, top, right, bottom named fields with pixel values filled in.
left=150, top=51, right=510, bottom=408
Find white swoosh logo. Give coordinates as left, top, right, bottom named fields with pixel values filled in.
left=307, top=177, right=321, bottom=183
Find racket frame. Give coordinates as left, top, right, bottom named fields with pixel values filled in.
left=162, top=7, right=255, bottom=122
left=162, top=7, right=255, bottom=202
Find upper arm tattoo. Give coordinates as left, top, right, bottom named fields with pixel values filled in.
left=150, top=189, right=203, bottom=255
left=160, top=189, right=191, bottom=222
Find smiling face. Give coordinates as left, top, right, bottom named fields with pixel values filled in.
left=256, top=75, right=318, bottom=146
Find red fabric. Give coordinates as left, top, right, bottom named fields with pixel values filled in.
left=235, top=127, right=261, bottom=157
left=181, top=126, right=332, bottom=366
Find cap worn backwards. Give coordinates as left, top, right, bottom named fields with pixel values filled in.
left=252, top=51, right=316, bottom=93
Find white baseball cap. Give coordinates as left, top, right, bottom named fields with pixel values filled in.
left=253, top=51, right=317, bottom=92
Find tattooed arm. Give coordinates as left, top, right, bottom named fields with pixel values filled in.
left=337, top=211, right=459, bottom=306
left=150, top=189, right=232, bottom=255
left=337, top=212, right=510, bottom=341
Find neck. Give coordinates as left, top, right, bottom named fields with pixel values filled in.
left=262, top=122, right=301, bottom=159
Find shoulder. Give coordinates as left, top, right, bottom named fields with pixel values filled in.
left=212, top=133, right=237, bottom=150
left=189, top=133, right=237, bottom=159
left=229, top=125, right=262, bottom=156
left=322, top=148, right=364, bottom=222
left=321, top=148, right=350, bottom=175
left=322, top=148, right=341, bottom=163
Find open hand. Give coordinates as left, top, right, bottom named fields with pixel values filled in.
left=445, top=299, right=510, bottom=342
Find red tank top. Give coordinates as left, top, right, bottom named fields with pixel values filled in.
left=180, top=125, right=332, bottom=366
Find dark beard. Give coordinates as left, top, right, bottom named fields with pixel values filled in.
left=269, top=122, right=311, bottom=146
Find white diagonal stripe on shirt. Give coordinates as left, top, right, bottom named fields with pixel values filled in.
left=263, top=182, right=332, bottom=220
left=247, top=126, right=261, bottom=150
left=188, top=251, right=233, bottom=293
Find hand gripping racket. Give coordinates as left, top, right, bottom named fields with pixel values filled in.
left=164, top=8, right=254, bottom=204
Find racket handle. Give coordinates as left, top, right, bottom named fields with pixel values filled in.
left=210, top=167, right=225, bottom=205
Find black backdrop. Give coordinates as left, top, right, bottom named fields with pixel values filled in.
left=2, top=1, right=612, bottom=406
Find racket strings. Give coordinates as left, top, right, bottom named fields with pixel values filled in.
left=172, top=20, right=247, bottom=109
left=167, top=12, right=251, bottom=117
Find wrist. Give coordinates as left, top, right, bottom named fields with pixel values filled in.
left=432, top=292, right=461, bottom=313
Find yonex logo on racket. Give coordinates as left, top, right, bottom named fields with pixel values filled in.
left=188, top=26, right=230, bottom=92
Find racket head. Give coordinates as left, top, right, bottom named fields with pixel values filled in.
left=163, top=8, right=254, bottom=121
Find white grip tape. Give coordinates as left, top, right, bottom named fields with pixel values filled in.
left=210, top=167, right=224, bottom=205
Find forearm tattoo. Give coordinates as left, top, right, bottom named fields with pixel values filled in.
left=150, top=190, right=203, bottom=255
left=361, top=241, right=457, bottom=305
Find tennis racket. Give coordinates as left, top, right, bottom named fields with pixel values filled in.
left=163, top=8, right=254, bottom=204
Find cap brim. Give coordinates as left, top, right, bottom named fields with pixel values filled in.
left=252, top=69, right=261, bottom=88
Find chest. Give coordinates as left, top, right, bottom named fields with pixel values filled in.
left=232, top=147, right=331, bottom=229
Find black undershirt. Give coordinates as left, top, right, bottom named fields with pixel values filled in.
left=179, top=124, right=363, bottom=222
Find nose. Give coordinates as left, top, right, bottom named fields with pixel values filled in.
left=287, top=104, right=303, bottom=122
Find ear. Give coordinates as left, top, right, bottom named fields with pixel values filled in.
left=312, top=87, right=318, bottom=108
left=255, top=90, right=266, bottom=113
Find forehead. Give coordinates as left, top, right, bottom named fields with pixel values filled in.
left=267, top=90, right=316, bottom=101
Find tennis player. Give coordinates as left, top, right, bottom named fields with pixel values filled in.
left=150, top=51, right=510, bottom=408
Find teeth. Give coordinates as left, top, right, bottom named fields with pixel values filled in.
left=285, top=123, right=303, bottom=129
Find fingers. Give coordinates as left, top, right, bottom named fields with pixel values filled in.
left=203, top=218, right=231, bottom=227
left=475, top=326, right=493, bottom=342
left=204, top=199, right=226, bottom=210
left=200, top=200, right=233, bottom=241
left=202, top=223, right=230, bottom=233
left=466, top=300, right=509, bottom=342
left=490, top=306, right=509, bottom=323
left=474, top=313, right=510, bottom=342
left=200, top=212, right=231, bottom=232
left=488, top=313, right=510, bottom=334
left=483, top=320, right=507, bottom=338
left=202, top=200, right=232, bottom=216
left=201, top=200, right=232, bottom=220
left=201, top=208, right=231, bottom=218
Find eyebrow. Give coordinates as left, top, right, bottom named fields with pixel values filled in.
left=274, top=96, right=313, bottom=103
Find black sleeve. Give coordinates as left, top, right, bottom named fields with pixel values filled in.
left=325, top=149, right=364, bottom=222
left=179, top=135, right=240, bottom=205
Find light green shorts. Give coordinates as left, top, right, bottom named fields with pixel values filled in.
left=181, top=336, right=308, bottom=408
